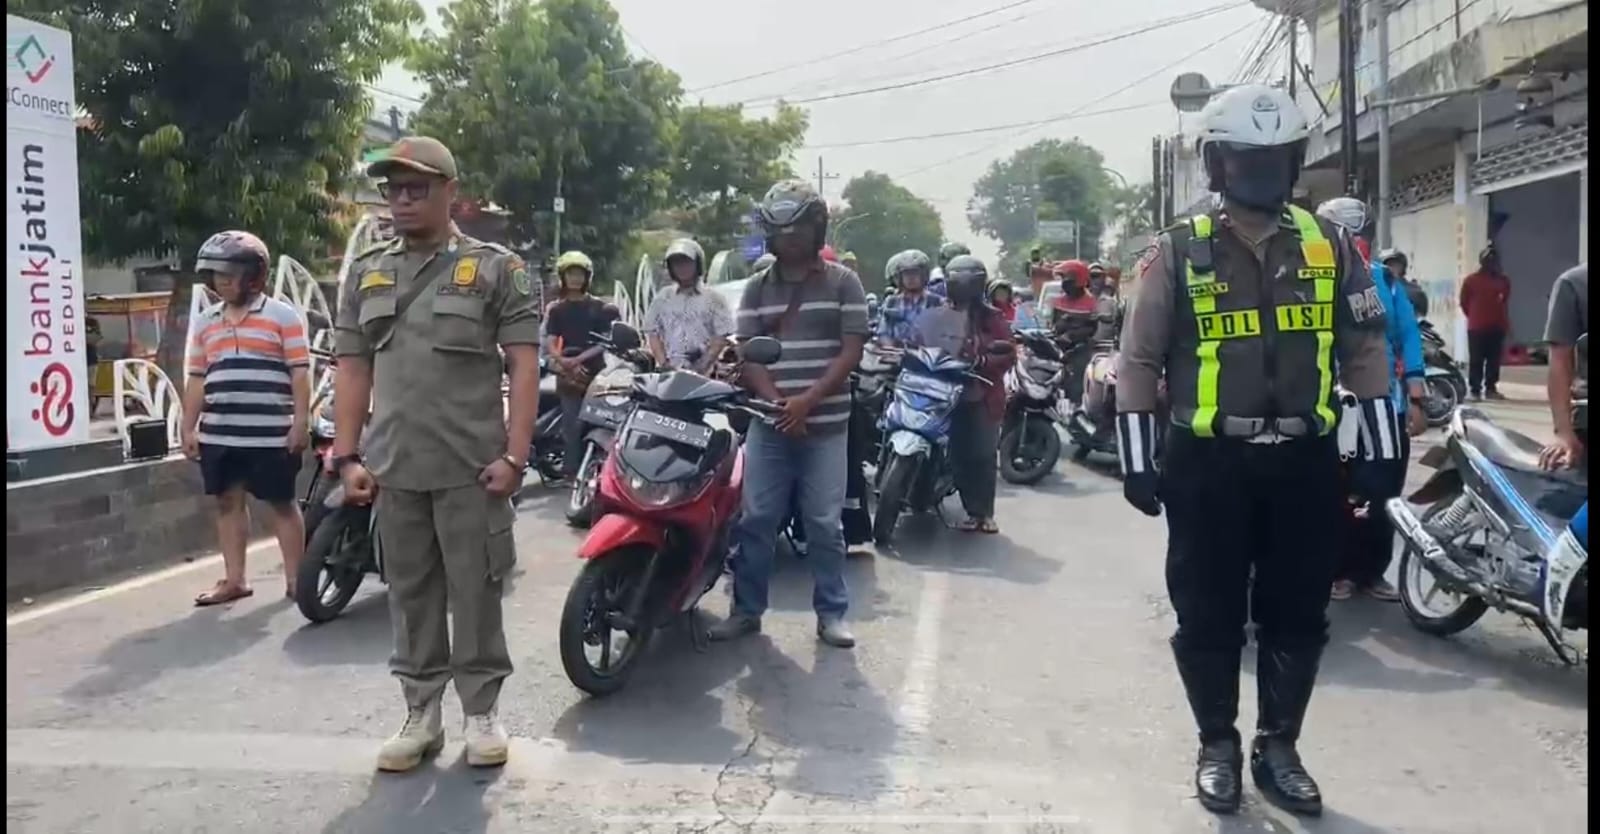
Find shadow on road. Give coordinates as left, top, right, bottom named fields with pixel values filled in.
left=281, top=591, right=393, bottom=667
left=320, top=758, right=503, bottom=834
left=880, top=508, right=1062, bottom=586
left=63, top=598, right=287, bottom=701
left=1214, top=803, right=1393, bottom=833
left=549, top=625, right=751, bottom=766
left=734, top=635, right=899, bottom=803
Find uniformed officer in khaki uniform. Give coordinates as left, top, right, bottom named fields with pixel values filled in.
left=1115, top=86, right=1400, bottom=817
left=330, top=136, right=543, bottom=772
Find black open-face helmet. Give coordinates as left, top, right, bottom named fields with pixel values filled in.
left=757, top=179, right=829, bottom=253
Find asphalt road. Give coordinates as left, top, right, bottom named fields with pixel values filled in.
left=6, top=395, right=1587, bottom=834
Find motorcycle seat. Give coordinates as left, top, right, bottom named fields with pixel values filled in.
left=1458, top=408, right=1586, bottom=485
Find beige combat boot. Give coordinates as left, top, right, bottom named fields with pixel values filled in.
left=463, top=708, right=510, bottom=767
left=375, top=698, right=444, bottom=772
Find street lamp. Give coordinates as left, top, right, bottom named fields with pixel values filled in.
left=830, top=212, right=875, bottom=247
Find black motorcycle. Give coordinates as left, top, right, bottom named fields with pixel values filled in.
left=567, top=325, right=656, bottom=528
left=998, top=329, right=1066, bottom=484
left=1419, top=319, right=1467, bottom=427
left=295, top=369, right=384, bottom=624
left=525, top=355, right=567, bottom=483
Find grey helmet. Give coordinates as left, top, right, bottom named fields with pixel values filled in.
left=1376, top=248, right=1408, bottom=271
left=664, top=237, right=706, bottom=279
left=937, top=241, right=971, bottom=268
left=885, top=249, right=933, bottom=289
left=757, top=179, right=829, bottom=251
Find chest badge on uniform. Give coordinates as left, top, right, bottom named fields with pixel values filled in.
left=359, top=270, right=395, bottom=291
left=453, top=258, right=480, bottom=288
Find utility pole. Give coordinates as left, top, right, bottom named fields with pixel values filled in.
left=1374, top=0, right=1394, bottom=248
left=553, top=158, right=564, bottom=256
left=1287, top=14, right=1297, bottom=99
left=815, top=156, right=840, bottom=199
left=1337, top=0, right=1361, bottom=196
left=1150, top=137, right=1163, bottom=229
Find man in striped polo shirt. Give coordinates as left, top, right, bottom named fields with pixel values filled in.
left=710, top=180, right=869, bottom=649
left=180, top=230, right=312, bottom=606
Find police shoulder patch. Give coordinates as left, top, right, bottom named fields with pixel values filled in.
left=1346, top=286, right=1386, bottom=324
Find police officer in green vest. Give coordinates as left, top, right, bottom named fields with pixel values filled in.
left=1116, top=85, right=1400, bottom=817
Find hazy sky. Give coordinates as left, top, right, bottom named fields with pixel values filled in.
left=376, top=0, right=1277, bottom=264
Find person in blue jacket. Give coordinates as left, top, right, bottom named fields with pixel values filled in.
left=1316, top=198, right=1427, bottom=602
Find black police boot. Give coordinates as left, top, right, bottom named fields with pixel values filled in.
left=1251, top=645, right=1325, bottom=816
left=1173, top=644, right=1244, bottom=814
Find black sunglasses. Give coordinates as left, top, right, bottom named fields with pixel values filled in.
left=378, top=180, right=436, bottom=201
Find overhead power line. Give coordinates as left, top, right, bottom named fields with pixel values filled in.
left=688, top=0, right=1039, bottom=95
left=736, top=2, right=1246, bottom=108
left=799, top=100, right=1166, bottom=150
left=896, top=17, right=1259, bottom=182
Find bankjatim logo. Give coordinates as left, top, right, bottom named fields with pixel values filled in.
left=9, top=34, right=55, bottom=84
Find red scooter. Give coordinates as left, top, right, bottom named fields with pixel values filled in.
left=558, top=326, right=783, bottom=696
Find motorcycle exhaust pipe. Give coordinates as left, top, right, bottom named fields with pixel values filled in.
left=1384, top=498, right=1486, bottom=594
left=1069, top=412, right=1097, bottom=438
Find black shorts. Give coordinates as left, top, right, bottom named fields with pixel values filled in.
left=198, top=443, right=301, bottom=503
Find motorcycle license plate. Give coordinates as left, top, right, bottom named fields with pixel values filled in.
left=581, top=399, right=629, bottom=427
left=630, top=409, right=713, bottom=449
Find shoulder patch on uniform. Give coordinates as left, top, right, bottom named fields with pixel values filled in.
left=1346, top=286, right=1386, bottom=324
left=453, top=258, right=479, bottom=287
left=358, top=270, right=395, bottom=291
left=511, top=259, right=532, bottom=296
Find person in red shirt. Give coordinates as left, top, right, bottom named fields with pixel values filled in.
left=1459, top=245, right=1512, bottom=400
left=988, top=279, right=1018, bottom=322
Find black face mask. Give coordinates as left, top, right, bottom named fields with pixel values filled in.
left=1217, top=145, right=1296, bottom=213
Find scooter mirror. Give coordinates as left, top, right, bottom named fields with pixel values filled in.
left=609, top=321, right=643, bottom=352
left=739, top=336, right=783, bottom=366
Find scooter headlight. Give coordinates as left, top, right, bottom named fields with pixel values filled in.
left=589, top=365, right=635, bottom=396
left=619, top=470, right=713, bottom=509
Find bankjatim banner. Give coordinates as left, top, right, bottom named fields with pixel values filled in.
left=7, top=15, right=89, bottom=451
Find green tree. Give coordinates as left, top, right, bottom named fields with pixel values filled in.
left=833, top=172, right=944, bottom=293
left=967, top=138, right=1116, bottom=278
left=666, top=103, right=808, bottom=255
left=409, top=0, right=680, bottom=278
left=10, top=0, right=419, bottom=381
left=1103, top=181, right=1157, bottom=268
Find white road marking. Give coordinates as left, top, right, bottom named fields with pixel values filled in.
left=5, top=540, right=278, bottom=628
left=894, top=570, right=948, bottom=787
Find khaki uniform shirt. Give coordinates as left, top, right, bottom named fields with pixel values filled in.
left=334, top=232, right=543, bottom=490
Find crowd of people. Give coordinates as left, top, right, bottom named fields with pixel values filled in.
left=165, top=86, right=1584, bottom=817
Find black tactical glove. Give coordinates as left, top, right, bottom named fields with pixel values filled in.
left=1117, top=411, right=1162, bottom=517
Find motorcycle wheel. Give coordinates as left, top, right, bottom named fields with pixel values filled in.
left=998, top=417, right=1060, bottom=485
left=296, top=510, right=369, bottom=623
left=1397, top=501, right=1489, bottom=636
left=565, top=445, right=604, bottom=529
left=1422, top=377, right=1459, bottom=428
left=559, top=547, right=655, bottom=697
left=873, top=454, right=916, bottom=546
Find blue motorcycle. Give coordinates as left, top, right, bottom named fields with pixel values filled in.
left=1385, top=333, right=1588, bottom=663
left=871, top=344, right=1000, bottom=546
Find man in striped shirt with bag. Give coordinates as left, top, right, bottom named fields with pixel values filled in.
left=180, top=230, right=313, bottom=606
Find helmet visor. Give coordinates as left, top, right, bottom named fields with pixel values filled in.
left=195, top=258, right=255, bottom=279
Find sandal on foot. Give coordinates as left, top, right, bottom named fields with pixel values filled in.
left=977, top=518, right=1000, bottom=534
left=956, top=517, right=982, bottom=532
left=195, top=581, right=253, bottom=607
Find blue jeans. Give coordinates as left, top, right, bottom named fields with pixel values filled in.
left=731, top=422, right=849, bottom=619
